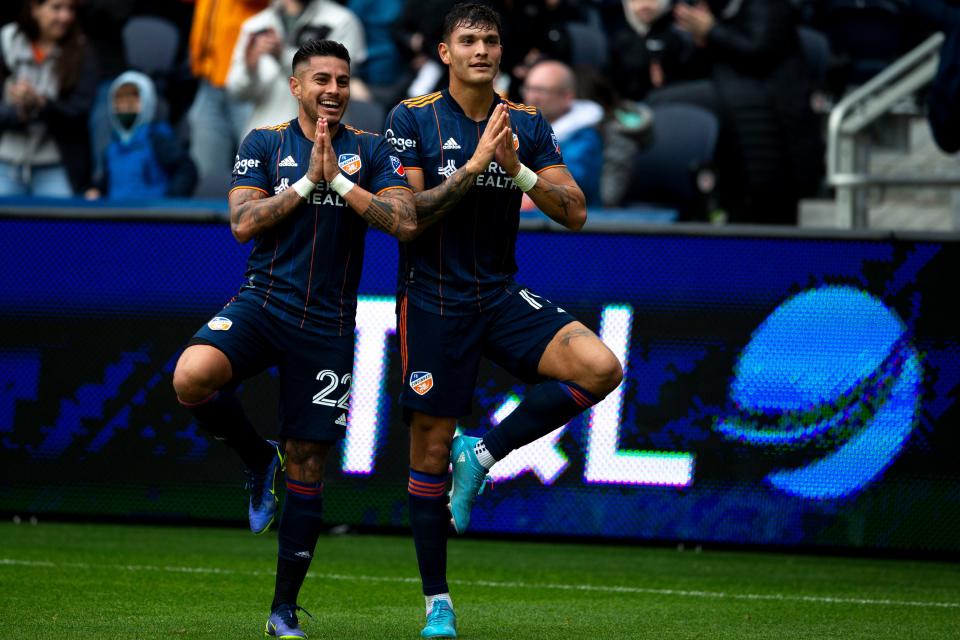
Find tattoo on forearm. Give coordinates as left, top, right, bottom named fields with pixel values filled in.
left=560, top=327, right=593, bottom=346
left=414, top=166, right=476, bottom=229
left=531, top=180, right=577, bottom=223
left=361, top=192, right=416, bottom=235
left=230, top=188, right=300, bottom=238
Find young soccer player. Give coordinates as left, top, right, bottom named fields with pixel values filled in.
left=172, top=39, right=415, bottom=638
left=384, top=4, right=623, bottom=637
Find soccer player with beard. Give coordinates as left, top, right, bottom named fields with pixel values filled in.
left=384, top=4, right=623, bottom=637
left=172, top=39, right=415, bottom=638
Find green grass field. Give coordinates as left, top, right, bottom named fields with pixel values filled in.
left=1, top=522, right=957, bottom=639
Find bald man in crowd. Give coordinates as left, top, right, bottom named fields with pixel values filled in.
left=521, top=60, right=603, bottom=207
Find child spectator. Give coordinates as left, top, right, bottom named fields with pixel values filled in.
left=86, top=71, right=197, bottom=200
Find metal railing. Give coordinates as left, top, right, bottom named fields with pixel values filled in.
left=828, top=32, right=960, bottom=229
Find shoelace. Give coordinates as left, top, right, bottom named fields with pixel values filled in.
left=428, top=601, right=454, bottom=622
left=276, top=603, right=314, bottom=626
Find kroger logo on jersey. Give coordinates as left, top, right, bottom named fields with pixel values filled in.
left=338, top=154, right=362, bottom=175
left=409, top=371, right=434, bottom=395
left=233, top=156, right=261, bottom=175
left=385, top=128, right=417, bottom=154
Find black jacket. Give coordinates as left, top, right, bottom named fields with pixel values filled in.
left=0, top=41, right=98, bottom=193
left=913, top=0, right=960, bottom=153
left=609, top=13, right=701, bottom=101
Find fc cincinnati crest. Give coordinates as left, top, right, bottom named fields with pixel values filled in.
left=409, top=371, right=434, bottom=395
left=338, top=153, right=362, bottom=175
left=207, top=317, right=232, bottom=331
left=390, top=155, right=405, bottom=177
left=512, top=132, right=520, bottom=151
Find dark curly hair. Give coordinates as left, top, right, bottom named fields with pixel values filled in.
left=442, top=3, right=502, bottom=42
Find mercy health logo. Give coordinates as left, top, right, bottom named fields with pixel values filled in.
left=338, top=153, right=362, bottom=175
left=385, top=128, right=416, bottom=154
left=390, top=156, right=405, bottom=177
left=409, top=371, right=434, bottom=395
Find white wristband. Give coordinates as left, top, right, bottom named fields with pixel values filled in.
left=293, top=175, right=316, bottom=200
left=329, top=173, right=355, bottom=197
left=512, top=164, right=538, bottom=192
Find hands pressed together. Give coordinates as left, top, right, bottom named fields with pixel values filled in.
left=7, top=79, right=46, bottom=121
left=674, top=1, right=716, bottom=46
left=307, top=117, right=342, bottom=184
left=467, top=103, right=521, bottom=177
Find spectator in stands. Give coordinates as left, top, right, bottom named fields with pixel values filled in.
left=226, top=0, right=368, bottom=131
left=914, top=0, right=960, bottom=153
left=391, top=0, right=457, bottom=99
left=609, top=0, right=700, bottom=101
left=648, top=0, right=822, bottom=224
left=348, top=0, right=406, bottom=106
left=0, top=0, right=96, bottom=197
left=521, top=59, right=603, bottom=206
left=85, top=71, right=197, bottom=201
left=187, top=0, right=266, bottom=183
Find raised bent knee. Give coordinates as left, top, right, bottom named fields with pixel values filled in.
left=172, top=346, right=231, bottom=403
left=578, top=352, right=623, bottom=399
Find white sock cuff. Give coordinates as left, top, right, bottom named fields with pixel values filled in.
left=474, top=440, right=497, bottom=470
left=425, top=593, right=452, bottom=615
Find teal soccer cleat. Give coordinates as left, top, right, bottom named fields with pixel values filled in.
left=421, top=600, right=457, bottom=639
left=264, top=603, right=309, bottom=639
left=246, top=440, right=284, bottom=534
left=448, top=435, right=489, bottom=534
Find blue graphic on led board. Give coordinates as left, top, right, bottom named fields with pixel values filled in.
left=714, top=287, right=922, bottom=499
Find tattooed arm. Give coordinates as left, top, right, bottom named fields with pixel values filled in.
left=229, top=186, right=304, bottom=243
left=341, top=185, right=417, bottom=240
left=524, top=166, right=587, bottom=231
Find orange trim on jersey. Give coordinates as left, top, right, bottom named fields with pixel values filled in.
left=402, top=91, right=443, bottom=108
left=399, top=295, right=409, bottom=381
left=343, top=123, right=378, bottom=137
left=376, top=185, right=413, bottom=195
left=228, top=185, right=269, bottom=196
left=535, top=164, right=567, bottom=174
left=504, top=99, right=537, bottom=114
left=256, top=121, right=291, bottom=131
left=402, top=166, right=423, bottom=172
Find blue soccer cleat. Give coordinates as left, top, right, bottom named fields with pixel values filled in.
left=421, top=600, right=457, bottom=639
left=264, top=603, right=310, bottom=639
left=246, top=439, right=284, bottom=535
left=448, top=435, right=489, bottom=534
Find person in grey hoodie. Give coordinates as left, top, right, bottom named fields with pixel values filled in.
left=86, top=71, right=196, bottom=200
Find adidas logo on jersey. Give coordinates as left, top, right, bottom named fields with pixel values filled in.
left=457, top=453, right=466, bottom=464
left=335, top=414, right=348, bottom=426
left=442, top=137, right=461, bottom=150
left=279, top=155, right=298, bottom=167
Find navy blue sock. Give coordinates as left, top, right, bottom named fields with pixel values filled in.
left=179, top=390, right=274, bottom=470
left=272, top=479, right=325, bottom=610
left=482, top=380, right=600, bottom=461
left=408, top=469, right=449, bottom=596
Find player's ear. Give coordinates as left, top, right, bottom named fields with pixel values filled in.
left=438, top=41, right=450, bottom=65
left=289, top=74, right=301, bottom=100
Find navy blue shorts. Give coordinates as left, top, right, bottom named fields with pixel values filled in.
left=188, top=295, right=354, bottom=442
left=398, top=283, right=577, bottom=418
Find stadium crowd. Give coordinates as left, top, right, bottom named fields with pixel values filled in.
left=0, top=0, right=954, bottom=224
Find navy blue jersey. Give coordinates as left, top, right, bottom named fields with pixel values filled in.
left=384, top=90, right=565, bottom=316
left=230, top=118, right=410, bottom=336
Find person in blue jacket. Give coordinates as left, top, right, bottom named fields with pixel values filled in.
left=86, top=70, right=197, bottom=200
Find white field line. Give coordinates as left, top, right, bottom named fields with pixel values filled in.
left=1, top=557, right=957, bottom=610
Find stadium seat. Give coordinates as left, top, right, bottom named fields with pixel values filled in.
left=566, top=22, right=608, bottom=70
left=621, top=104, right=718, bottom=221
left=123, top=15, right=180, bottom=76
